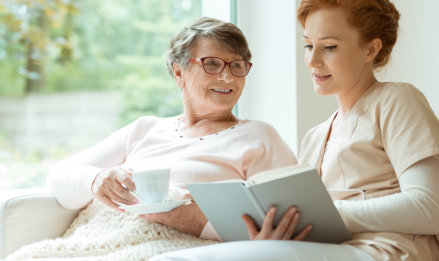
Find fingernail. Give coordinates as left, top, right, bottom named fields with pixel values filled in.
left=270, top=207, right=276, bottom=213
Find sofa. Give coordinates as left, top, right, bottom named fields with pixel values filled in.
left=0, top=188, right=80, bottom=258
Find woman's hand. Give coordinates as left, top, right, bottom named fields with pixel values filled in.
left=242, top=206, right=312, bottom=240
left=139, top=202, right=208, bottom=237
left=91, top=166, right=139, bottom=210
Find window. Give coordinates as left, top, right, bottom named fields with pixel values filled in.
left=0, top=0, right=231, bottom=190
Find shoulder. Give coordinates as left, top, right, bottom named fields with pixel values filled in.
left=236, top=120, right=298, bottom=170
left=127, top=115, right=173, bottom=130
left=122, top=115, right=174, bottom=140
left=378, top=81, right=420, bottom=93
left=369, top=82, right=435, bottom=121
left=369, top=82, right=439, bottom=174
left=372, top=81, right=437, bottom=122
left=238, top=120, right=282, bottom=138
left=372, top=82, right=428, bottom=106
left=235, top=119, right=293, bottom=151
left=241, top=119, right=277, bottom=131
left=354, top=81, right=434, bottom=126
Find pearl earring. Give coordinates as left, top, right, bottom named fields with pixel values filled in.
left=177, top=78, right=184, bottom=90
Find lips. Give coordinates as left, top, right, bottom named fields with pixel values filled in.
left=312, top=73, right=331, bottom=81
left=211, top=88, right=233, bottom=93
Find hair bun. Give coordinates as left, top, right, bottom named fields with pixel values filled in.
left=297, top=0, right=401, bottom=69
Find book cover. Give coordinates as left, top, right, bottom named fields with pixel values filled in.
left=186, top=164, right=352, bottom=243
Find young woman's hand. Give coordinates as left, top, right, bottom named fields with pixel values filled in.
left=242, top=206, right=312, bottom=240
left=91, top=166, right=138, bottom=210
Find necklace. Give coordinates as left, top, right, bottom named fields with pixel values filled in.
left=175, top=115, right=239, bottom=141
left=175, top=116, right=191, bottom=139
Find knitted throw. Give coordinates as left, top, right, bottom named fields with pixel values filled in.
left=6, top=200, right=218, bottom=261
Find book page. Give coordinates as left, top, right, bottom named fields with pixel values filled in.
left=186, top=181, right=264, bottom=241
left=246, top=164, right=314, bottom=185
left=248, top=170, right=351, bottom=243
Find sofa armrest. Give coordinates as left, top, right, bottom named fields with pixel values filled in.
left=0, top=187, right=80, bottom=258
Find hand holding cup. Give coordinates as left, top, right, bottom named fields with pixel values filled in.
left=91, top=166, right=139, bottom=211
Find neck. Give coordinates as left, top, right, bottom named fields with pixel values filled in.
left=336, top=74, right=377, bottom=117
left=179, top=111, right=237, bottom=128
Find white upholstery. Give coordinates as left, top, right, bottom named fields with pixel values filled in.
left=0, top=188, right=80, bottom=258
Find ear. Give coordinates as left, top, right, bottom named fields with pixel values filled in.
left=365, top=38, right=382, bottom=63
left=172, top=63, right=185, bottom=90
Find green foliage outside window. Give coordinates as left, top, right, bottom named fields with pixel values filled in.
left=0, top=0, right=202, bottom=189
left=0, top=0, right=201, bottom=113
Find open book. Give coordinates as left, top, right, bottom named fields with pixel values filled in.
left=186, top=164, right=351, bottom=243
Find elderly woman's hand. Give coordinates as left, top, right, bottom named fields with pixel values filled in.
left=139, top=202, right=208, bottom=237
left=242, top=206, right=312, bottom=240
left=91, top=166, right=139, bottom=210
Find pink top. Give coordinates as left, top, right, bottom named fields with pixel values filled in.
left=47, top=116, right=298, bottom=240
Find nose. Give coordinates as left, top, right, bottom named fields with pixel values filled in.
left=217, top=64, right=234, bottom=82
left=306, top=49, right=323, bottom=68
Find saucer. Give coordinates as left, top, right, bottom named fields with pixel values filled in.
left=121, top=200, right=186, bottom=215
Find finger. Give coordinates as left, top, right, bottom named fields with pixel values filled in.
left=107, top=186, right=136, bottom=205
left=282, top=209, right=300, bottom=240
left=260, top=207, right=276, bottom=235
left=117, top=168, right=136, bottom=191
left=142, top=204, right=185, bottom=223
left=293, top=223, right=313, bottom=241
left=272, top=207, right=296, bottom=239
left=110, top=177, right=138, bottom=204
left=122, top=176, right=136, bottom=192
left=140, top=214, right=160, bottom=222
left=114, top=169, right=130, bottom=186
left=241, top=214, right=259, bottom=239
left=97, top=194, right=123, bottom=211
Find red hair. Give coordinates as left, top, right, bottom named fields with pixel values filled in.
left=297, top=0, right=400, bottom=68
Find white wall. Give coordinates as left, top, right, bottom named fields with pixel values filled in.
left=377, top=0, right=439, bottom=116
left=202, top=0, right=230, bottom=22
left=236, top=0, right=297, bottom=152
left=237, top=0, right=438, bottom=154
left=237, top=0, right=336, bottom=154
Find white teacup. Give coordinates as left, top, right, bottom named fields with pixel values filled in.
left=131, top=169, right=170, bottom=204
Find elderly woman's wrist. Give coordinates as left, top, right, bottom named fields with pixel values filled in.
left=185, top=203, right=209, bottom=237
left=91, top=168, right=107, bottom=195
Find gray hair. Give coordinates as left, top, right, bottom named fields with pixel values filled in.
left=166, top=17, right=252, bottom=76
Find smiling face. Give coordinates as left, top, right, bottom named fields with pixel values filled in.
left=174, top=38, right=246, bottom=117
left=303, top=8, right=377, bottom=97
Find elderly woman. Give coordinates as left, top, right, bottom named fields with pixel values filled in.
left=46, top=17, right=297, bottom=240
left=151, top=1, right=439, bottom=261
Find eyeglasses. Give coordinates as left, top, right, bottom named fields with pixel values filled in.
left=188, top=57, right=252, bottom=77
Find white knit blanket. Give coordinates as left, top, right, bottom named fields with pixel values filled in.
left=6, top=200, right=218, bottom=261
